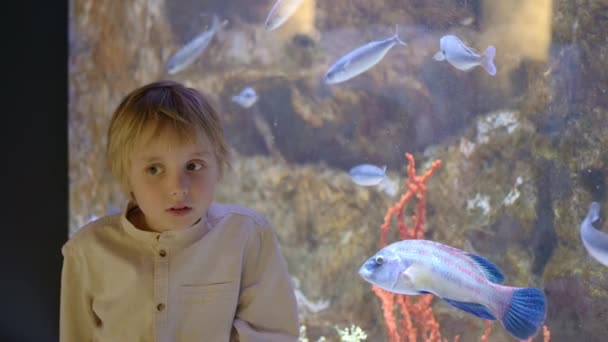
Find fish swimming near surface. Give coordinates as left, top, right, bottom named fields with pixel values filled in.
left=232, top=87, right=258, bottom=108
left=359, top=239, right=546, bottom=340
left=166, top=14, right=221, bottom=75
left=580, top=202, right=608, bottom=266
left=324, top=26, right=407, bottom=84
left=433, top=35, right=497, bottom=76
left=265, top=0, right=305, bottom=31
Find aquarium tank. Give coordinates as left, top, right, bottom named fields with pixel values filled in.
left=68, top=0, right=607, bottom=341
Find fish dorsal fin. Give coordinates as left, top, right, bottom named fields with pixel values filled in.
left=453, top=36, right=479, bottom=56
left=465, top=253, right=505, bottom=284
left=464, top=45, right=479, bottom=55
left=442, top=298, right=496, bottom=320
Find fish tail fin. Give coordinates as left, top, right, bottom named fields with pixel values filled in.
left=393, top=24, right=407, bottom=46
left=500, top=287, right=546, bottom=340
left=481, top=46, right=497, bottom=76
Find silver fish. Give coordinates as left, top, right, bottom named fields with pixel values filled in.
left=349, top=164, right=387, bottom=186
left=359, top=239, right=546, bottom=340
left=166, top=15, right=220, bottom=75
left=231, top=87, right=258, bottom=108
left=433, top=35, right=496, bottom=76
left=580, top=202, right=608, bottom=266
left=265, top=0, right=305, bottom=31
left=324, top=26, right=406, bottom=84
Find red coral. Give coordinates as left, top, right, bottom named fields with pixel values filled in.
left=372, top=152, right=444, bottom=342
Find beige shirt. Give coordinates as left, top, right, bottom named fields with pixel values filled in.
left=60, top=202, right=299, bottom=342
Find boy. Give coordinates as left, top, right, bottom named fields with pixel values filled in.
left=60, top=81, right=300, bottom=341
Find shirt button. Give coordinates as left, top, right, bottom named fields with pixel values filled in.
left=159, top=249, right=167, bottom=257
left=157, top=303, right=165, bottom=311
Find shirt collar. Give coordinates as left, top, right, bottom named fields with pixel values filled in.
left=120, top=201, right=210, bottom=250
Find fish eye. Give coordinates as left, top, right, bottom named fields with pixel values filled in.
left=375, top=255, right=384, bottom=265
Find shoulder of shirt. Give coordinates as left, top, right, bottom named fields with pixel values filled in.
left=208, top=202, right=272, bottom=230
left=62, top=213, right=122, bottom=255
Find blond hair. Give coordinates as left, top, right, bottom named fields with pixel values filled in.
left=106, top=80, right=230, bottom=191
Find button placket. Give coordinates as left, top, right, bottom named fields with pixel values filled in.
left=154, top=238, right=170, bottom=339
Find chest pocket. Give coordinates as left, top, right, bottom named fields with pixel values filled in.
left=176, top=282, right=239, bottom=341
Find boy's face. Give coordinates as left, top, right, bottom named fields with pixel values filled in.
left=127, top=126, right=220, bottom=232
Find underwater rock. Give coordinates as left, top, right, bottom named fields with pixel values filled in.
left=544, top=270, right=608, bottom=341
left=579, top=168, right=606, bottom=202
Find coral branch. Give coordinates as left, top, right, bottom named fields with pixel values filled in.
left=480, top=321, right=492, bottom=342
left=379, top=153, right=441, bottom=248
left=373, top=153, right=443, bottom=342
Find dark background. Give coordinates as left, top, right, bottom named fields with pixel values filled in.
left=4, top=1, right=68, bottom=341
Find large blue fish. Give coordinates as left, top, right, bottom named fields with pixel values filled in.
left=433, top=35, right=496, bottom=76
left=580, top=202, right=608, bottom=266
left=359, top=239, right=546, bottom=340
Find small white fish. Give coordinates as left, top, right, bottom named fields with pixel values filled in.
left=349, top=164, right=388, bottom=187
left=359, top=239, right=547, bottom=340
left=324, top=26, right=407, bottom=84
left=580, top=202, right=608, bottom=266
left=265, top=0, right=305, bottom=31
left=433, top=35, right=496, bottom=76
left=166, top=15, right=220, bottom=75
left=232, top=87, right=258, bottom=108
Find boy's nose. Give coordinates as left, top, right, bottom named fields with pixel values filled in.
left=169, top=174, right=189, bottom=198
left=171, top=189, right=188, bottom=198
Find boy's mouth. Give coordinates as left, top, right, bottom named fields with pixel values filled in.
left=166, top=206, right=192, bottom=216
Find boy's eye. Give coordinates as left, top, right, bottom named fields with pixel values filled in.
left=145, top=165, right=162, bottom=175
left=187, top=162, right=205, bottom=171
